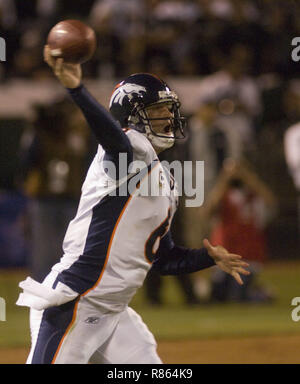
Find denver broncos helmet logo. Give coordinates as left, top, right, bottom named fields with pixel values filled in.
left=109, top=83, right=147, bottom=108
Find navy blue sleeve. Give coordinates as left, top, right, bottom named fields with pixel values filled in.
left=67, top=84, right=133, bottom=176
left=151, top=231, right=216, bottom=275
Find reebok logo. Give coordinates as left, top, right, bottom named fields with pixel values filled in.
left=85, top=316, right=100, bottom=324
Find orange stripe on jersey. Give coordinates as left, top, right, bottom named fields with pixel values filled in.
left=51, top=297, right=80, bottom=364
left=82, top=160, right=161, bottom=295
left=81, top=195, right=133, bottom=298
left=50, top=197, right=133, bottom=363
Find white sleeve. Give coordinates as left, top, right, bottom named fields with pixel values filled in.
left=16, top=277, right=79, bottom=310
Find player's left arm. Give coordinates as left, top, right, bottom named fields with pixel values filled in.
left=151, top=232, right=250, bottom=285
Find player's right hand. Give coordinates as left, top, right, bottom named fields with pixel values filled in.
left=44, top=45, right=82, bottom=89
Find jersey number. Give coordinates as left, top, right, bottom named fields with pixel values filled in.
left=145, top=209, right=171, bottom=263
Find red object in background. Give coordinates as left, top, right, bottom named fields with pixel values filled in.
left=210, top=187, right=268, bottom=262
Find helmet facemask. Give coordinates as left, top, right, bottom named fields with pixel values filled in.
left=128, top=97, right=186, bottom=150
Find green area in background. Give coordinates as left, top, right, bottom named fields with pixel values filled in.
left=0, top=261, right=299, bottom=348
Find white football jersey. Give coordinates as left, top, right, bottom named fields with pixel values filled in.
left=50, top=129, right=178, bottom=312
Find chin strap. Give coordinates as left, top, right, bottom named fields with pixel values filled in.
left=144, top=125, right=175, bottom=150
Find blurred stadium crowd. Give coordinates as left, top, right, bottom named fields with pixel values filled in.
left=0, top=0, right=299, bottom=303
left=0, top=0, right=300, bottom=79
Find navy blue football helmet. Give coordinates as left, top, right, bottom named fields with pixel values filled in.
left=109, top=73, right=186, bottom=140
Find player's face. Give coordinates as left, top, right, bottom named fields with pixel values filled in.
left=145, top=103, right=174, bottom=137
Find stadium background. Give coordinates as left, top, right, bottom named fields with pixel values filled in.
left=0, top=0, right=299, bottom=364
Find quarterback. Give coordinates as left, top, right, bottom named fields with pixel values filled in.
left=16, top=46, right=250, bottom=364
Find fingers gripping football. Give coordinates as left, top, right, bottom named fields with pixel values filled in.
left=44, top=45, right=82, bottom=89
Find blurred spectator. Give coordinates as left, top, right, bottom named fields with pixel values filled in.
left=146, top=0, right=200, bottom=75
left=59, top=0, right=96, bottom=18
left=283, top=80, right=300, bottom=199
left=284, top=122, right=300, bottom=237
left=203, top=158, right=277, bottom=302
left=0, top=0, right=17, bottom=29
left=259, top=0, right=299, bottom=77
left=12, top=24, right=46, bottom=80
left=89, top=0, right=146, bottom=77
left=189, top=95, right=243, bottom=192
left=282, top=80, right=300, bottom=127
left=19, top=98, right=91, bottom=282
left=196, top=42, right=262, bottom=146
left=0, top=0, right=299, bottom=80
left=184, top=91, right=245, bottom=250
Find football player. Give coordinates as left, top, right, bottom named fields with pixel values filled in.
left=16, top=46, right=250, bottom=364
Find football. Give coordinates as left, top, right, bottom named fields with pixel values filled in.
left=47, top=19, right=97, bottom=64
